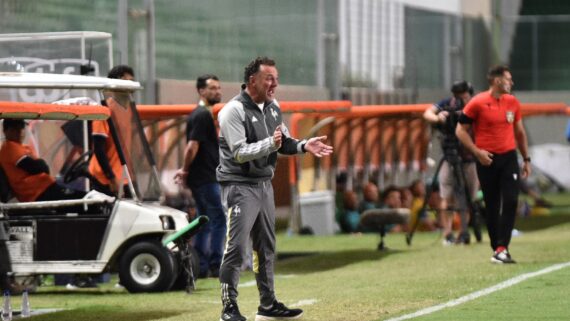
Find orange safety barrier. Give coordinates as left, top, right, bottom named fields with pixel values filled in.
left=289, top=102, right=570, bottom=191
left=0, top=101, right=110, bottom=120
left=520, top=103, right=567, bottom=116
left=137, top=104, right=198, bottom=120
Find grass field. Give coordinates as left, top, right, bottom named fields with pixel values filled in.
left=19, top=193, right=570, bottom=321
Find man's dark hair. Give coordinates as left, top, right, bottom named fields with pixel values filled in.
left=107, top=65, right=134, bottom=79
left=487, top=65, right=510, bottom=85
left=2, top=119, right=26, bottom=132
left=451, top=80, right=474, bottom=96
left=381, top=185, right=400, bottom=202
left=196, top=74, right=219, bottom=91
left=243, top=56, right=276, bottom=84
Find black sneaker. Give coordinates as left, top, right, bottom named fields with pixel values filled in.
left=442, top=233, right=455, bottom=246
left=491, top=249, right=516, bottom=264
left=256, top=300, right=303, bottom=320
left=220, top=301, right=246, bottom=321
left=455, top=231, right=471, bottom=245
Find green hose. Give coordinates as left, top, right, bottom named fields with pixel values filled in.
left=162, top=215, right=209, bottom=246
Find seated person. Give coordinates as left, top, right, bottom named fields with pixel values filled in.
left=359, top=182, right=380, bottom=213
left=334, top=172, right=348, bottom=229
left=408, top=180, right=437, bottom=231
left=379, top=185, right=406, bottom=232
left=400, top=186, right=413, bottom=209
left=519, top=178, right=552, bottom=208
left=0, top=119, right=86, bottom=202
left=339, top=190, right=360, bottom=233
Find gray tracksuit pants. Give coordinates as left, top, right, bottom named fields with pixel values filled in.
left=219, top=180, right=276, bottom=307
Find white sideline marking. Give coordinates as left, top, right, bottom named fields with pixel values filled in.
left=385, top=261, right=570, bottom=321
left=291, top=299, right=318, bottom=307
left=241, top=280, right=257, bottom=287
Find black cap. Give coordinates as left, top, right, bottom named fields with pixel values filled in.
left=3, top=119, right=27, bottom=130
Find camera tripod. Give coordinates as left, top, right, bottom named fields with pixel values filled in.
left=406, top=151, right=483, bottom=246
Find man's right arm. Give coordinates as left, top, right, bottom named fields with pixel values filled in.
left=93, top=135, right=115, bottom=181
left=456, top=116, right=493, bottom=166
left=424, top=105, right=446, bottom=124
left=174, top=140, right=199, bottom=184
left=219, top=101, right=279, bottom=163
left=17, top=157, right=50, bottom=175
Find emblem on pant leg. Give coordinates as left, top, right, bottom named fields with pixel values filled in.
left=506, top=111, right=515, bottom=123
left=232, top=205, right=241, bottom=216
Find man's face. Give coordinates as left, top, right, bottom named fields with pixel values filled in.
left=495, top=71, right=513, bottom=94
left=5, top=126, right=25, bottom=143
left=121, top=73, right=134, bottom=81
left=384, top=190, right=402, bottom=208
left=199, top=78, right=222, bottom=106
left=251, top=64, right=279, bottom=103
left=458, top=91, right=472, bottom=104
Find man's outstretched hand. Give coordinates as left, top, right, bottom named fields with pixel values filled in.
left=304, top=136, right=333, bottom=157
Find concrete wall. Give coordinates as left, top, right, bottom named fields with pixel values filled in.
left=157, top=79, right=330, bottom=104
left=516, top=91, right=570, bottom=145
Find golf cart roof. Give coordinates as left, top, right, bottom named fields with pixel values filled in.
left=0, top=72, right=141, bottom=91
left=0, top=101, right=110, bottom=120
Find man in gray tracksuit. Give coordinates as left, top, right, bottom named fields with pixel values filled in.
left=217, top=57, right=333, bottom=321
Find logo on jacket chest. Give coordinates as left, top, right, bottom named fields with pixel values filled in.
left=270, top=108, right=278, bottom=120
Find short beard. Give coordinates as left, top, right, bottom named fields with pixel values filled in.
left=206, top=97, right=221, bottom=106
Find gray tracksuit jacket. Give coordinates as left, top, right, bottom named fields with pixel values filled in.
left=216, top=90, right=305, bottom=184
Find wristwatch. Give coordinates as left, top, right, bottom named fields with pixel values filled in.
left=523, top=157, right=531, bottom=163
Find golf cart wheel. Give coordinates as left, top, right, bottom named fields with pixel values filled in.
left=119, top=240, right=178, bottom=293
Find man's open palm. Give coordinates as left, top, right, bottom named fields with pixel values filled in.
left=304, top=136, right=333, bottom=157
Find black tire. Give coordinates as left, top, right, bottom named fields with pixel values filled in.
left=171, top=245, right=200, bottom=291
left=119, top=240, right=178, bottom=293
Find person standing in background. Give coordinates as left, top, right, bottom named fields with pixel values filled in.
left=456, top=65, right=531, bottom=264
left=174, top=74, right=226, bottom=278
left=423, top=81, right=479, bottom=245
left=89, top=65, right=134, bottom=197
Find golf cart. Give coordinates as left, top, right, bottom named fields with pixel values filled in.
left=0, top=72, right=205, bottom=293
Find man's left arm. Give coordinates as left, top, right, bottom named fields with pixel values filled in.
left=514, top=120, right=531, bottom=179
left=279, top=123, right=333, bottom=157
left=278, top=124, right=305, bottom=155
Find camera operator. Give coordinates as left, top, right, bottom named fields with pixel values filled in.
left=423, top=80, right=479, bottom=245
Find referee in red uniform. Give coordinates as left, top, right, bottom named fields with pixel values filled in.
left=456, top=65, right=531, bottom=264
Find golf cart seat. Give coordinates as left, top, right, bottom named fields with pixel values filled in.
left=0, top=166, right=113, bottom=217
left=359, top=208, right=410, bottom=251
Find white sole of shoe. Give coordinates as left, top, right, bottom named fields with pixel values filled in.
left=490, top=257, right=504, bottom=264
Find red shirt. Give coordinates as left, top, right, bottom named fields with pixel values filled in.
left=0, top=141, right=55, bottom=202
left=462, top=91, right=521, bottom=154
